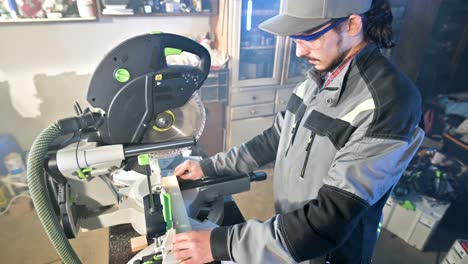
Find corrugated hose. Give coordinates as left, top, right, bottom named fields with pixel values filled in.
left=26, top=123, right=81, bottom=264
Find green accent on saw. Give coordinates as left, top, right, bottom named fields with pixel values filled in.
left=165, top=48, right=183, bottom=57
left=153, top=255, right=162, bottom=261
left=143, top=261, right=154, bottom=264
left=137, top=154, right=150, bottom=166
left=152, top=110, right=175, bottom=132
left=76, top=168, right=92, bottom=179
left=94, top=108, right=106, bottom=115
left=401, top=200, right=416, bottom=211
left=114, top=68, right=130, bottom=83
left=162, top=193, right=173, bottom=230
left=151, top=31, right=163, bottom=34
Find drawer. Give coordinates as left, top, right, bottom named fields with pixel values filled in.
left=230, top=103, right=275, bottom=120
left=230, top=90, right=275, bottom=106
left=275, top=88, right=294, bottom=112
left=229, top=116, right=274, bottom=148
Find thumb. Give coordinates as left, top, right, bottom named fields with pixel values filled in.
left=174, top=161, right=190, bottom=176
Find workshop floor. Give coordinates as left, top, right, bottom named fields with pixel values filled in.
left=0, top=168, right=465, bottom=264
left=0, top=197, right=109, bottom=264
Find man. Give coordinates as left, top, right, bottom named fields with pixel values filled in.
left=172, top=0, right=424, bottom=263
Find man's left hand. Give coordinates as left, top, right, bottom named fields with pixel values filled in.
left=172, top=229, right=214, bottom=264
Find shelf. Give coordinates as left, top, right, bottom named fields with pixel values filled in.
left=0, top=17, right=97, bottom=23
left=242, top=9, right=277, bottom=16
left=240, top=45, right=275, bottom=50
left=101, top=12, right=214, bottom=17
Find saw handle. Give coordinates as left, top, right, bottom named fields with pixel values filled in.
left=161, top=33, right=211, bottom=76
left=178, top=171, right=267, bottom=191
left=249, top=171, right=267, bottom=182
left=57, top=111, right=103, bottom=135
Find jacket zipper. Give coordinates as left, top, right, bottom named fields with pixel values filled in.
left=300, top=133, right=316, bottom=179
left=285, top=112, right=305, bottom=157
left=284, top=122, right=297, bottom=157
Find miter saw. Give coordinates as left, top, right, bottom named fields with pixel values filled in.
left=26, top=33, right=266, bottom=264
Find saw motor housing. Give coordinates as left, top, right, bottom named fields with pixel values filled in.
left=87, top=33, right=210, bottom=145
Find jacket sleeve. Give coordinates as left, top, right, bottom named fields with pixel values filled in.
left=199, top=111, right=284, bottom=177
left=210, top=126, right=425, bottom=263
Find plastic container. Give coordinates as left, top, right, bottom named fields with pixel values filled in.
left=77, top=0, right=96, bottom=18
left=0, top=134, right=26, bottom=182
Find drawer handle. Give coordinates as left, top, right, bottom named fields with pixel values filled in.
left=251, top=96, right=257, bottom=100
left=250, top=109, right=257, bottom=115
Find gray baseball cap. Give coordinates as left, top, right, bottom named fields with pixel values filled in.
left=259, top=0, right=372, bottom=36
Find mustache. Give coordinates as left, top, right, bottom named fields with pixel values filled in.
left=298, top=54, right=319, bottom=61
left=305, top=56, right=319, bottom=61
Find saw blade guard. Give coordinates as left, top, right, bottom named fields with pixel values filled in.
left=86, top=33, right=211, bottom=145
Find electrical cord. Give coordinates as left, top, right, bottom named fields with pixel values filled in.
left=0, top=192, right=31, bottom=217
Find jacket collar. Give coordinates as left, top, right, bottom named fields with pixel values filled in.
left=305, top=43, right=381, bottom=107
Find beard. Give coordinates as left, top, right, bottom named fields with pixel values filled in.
left=315, top=51, right=348, bottom=73
left=315, top=33, right=349, bottom=73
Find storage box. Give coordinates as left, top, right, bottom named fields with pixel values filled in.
left=384, top=195, right=450, bottom=250
left=199, top=69, right=228, bottom=102
left=382, top=196, right=396, bottom=228
left=442, top=239, right=468, bottom=264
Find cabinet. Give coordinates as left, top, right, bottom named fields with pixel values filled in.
left=229, top=0, right=282, bottom=87
left=224, top=0, right=455, bottom=149
left=225, top=0, right=305, bottom=148
left=230, top=116, right=273, bottom=148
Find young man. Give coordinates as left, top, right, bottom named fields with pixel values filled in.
left=172, top=0, right=424, bottom=263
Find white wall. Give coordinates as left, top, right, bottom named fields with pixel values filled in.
left=0, top=16, right=211, bottom=149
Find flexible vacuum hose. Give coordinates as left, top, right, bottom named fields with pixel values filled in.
left=27, top=123, right=81, bottom=264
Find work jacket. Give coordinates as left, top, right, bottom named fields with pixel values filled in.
left=200, top=44, right=425, bottom=264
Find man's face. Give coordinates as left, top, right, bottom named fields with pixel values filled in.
left=294, top=20, right=350, bottom=72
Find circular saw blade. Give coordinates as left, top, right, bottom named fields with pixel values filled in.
left=141, top=92, right=206, bottom=158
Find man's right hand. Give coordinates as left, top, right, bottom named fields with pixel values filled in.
left=174, top=160, right=205, bottom=180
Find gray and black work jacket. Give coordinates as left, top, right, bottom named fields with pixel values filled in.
left=200, top=44, right=425, bottom=264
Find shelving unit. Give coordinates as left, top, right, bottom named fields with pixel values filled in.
left=101, top=0, right=218, bottom=17
left=0, top=0, right=98, bottom=23
left=100, top=12, right=213, bottom=17
left=240, top=45, right=275, bottom=50
left=0, top=17, right=97, bottom=23
left=241, top=9, right=277, bottom=16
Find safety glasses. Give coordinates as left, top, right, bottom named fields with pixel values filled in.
left=290, top=17, right=348, bottom=42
